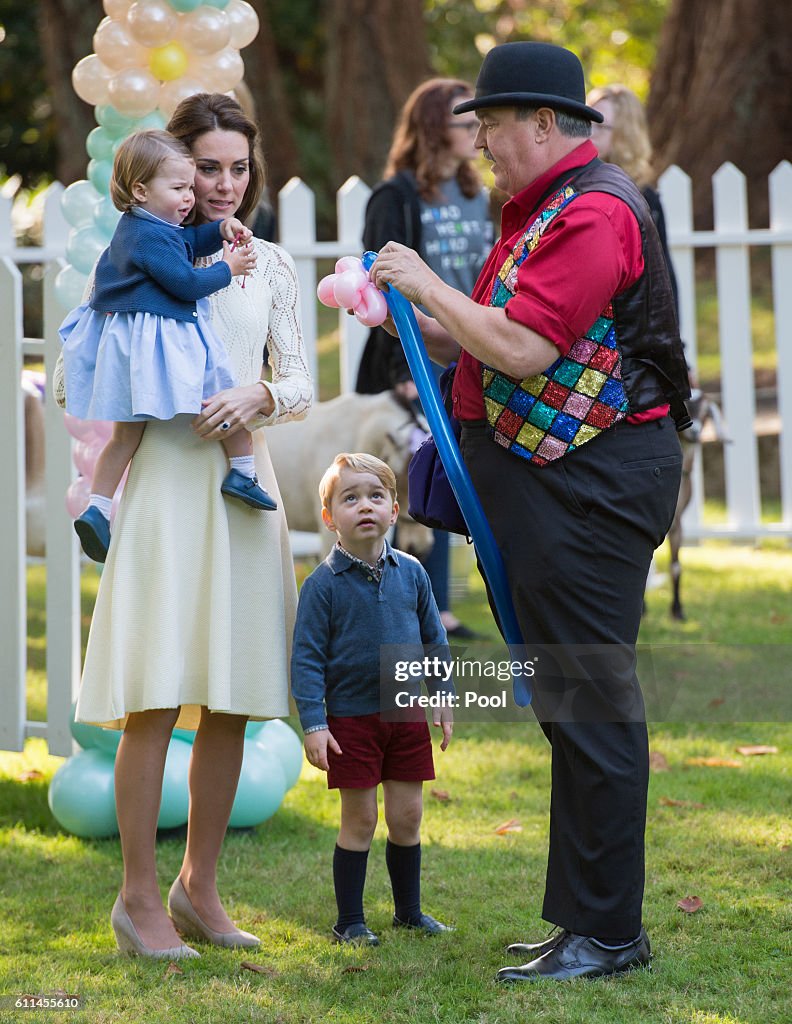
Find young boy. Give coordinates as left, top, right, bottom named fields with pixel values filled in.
left=291, top=453, right=454, bottom=946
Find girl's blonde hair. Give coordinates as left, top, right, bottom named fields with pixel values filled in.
left=319, top=453, right=398, bottom=510
left=110, top=129, right=194, bottom=213
left=587, top=84, right=654, bottom=189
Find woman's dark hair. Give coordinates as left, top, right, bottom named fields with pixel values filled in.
left=384, top=78, right=482, bottom=200
left=166, top=93, right=265, bottom=222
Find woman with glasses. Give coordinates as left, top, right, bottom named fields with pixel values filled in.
left=356, top=77, right=493, bottom=639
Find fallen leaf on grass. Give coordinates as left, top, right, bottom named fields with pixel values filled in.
left=493, top=818, right=522, bottom=835
left=241, top=961, right=279, bottom=977
left=430, top=789, right=451, bottom=802
left=16, top=769, right=44, bottom=782
left=707, top=697, right=726, bottom=709
left=736, top=745, right=778, bottom=756
left=164, top=962, right=184, bottom=977
left=685, top=757, right=742, bottom=768
left=341, top=965, right=370, bottom=974
left=659, top=797, right=705, bottom=809
left=677, top=895, right=703, bottom=913
left=649, top=751, right=669, bottom=772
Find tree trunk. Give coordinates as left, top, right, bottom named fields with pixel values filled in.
left=648, top=0, right=792, bottom=227
left=241, top=0, right=302, bottom=197
left=324, top=0, right=431, bottom=189
left=37, top=0, right=103, bottom=186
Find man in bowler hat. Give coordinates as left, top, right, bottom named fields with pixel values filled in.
left=371, top=42, right=690, bottom=981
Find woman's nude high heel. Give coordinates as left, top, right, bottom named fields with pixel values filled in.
left=111, top=894, right=200, bottom=959
left=167, top=877, right=261, bottom=949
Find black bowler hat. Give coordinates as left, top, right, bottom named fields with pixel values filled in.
left=453, top=41, right=604, bottom=122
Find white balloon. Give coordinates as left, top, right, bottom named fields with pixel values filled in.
left=157, top=78, right=205, bottom=119
left=177, top=6, right=231, bottom=56
left=108, top=67, right=161, bottom=118
left=94, top=17, right=149, bottom=71
left=193, top=47, right=244, bottom=93
left=103, top=0, right=133, bottom=18
left=225, top=0, right=259, bottom=50
left=126, top=0, right=178, bottom=48
left=72, top=55, right=113, bottom=107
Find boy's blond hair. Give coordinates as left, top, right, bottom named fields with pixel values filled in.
left=319, top=453, right=397, bottom=510
left=110, top=129, right=194, bottom=213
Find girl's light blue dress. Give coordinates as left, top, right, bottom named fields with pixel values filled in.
left=60, top=210, right=237, bottom=422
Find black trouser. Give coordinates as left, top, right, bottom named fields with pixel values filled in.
left=461, top=417, right=682, bottom=939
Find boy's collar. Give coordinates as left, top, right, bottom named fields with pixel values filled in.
left=328, top=538, right=399, bottom=574
left=129, top=206, right=182, bottom=229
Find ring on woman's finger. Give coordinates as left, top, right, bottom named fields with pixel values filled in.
left=221, top=421, right=231, bottom=431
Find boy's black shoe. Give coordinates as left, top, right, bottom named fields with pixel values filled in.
left=332, top=922, right=380, bottom=946
left=393, top=912, right=454, bottom=935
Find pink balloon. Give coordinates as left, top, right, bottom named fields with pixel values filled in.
left=73, top=439, right=103, bottom=478
left=63, top=413, right=96, bottom=442
left=65, top=477, right=91, bottom=520
left=92, top=420, right=113, bottom=443
left=354, top=284, right=389, bottom=327
left=335, top=256, right=362, bottom=275
left=317, top=274, right=341, bottom=308
left=332, top=269, right=368, bottom=308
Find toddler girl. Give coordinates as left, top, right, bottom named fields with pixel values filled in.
left=60, top=129, right=276, bottom=562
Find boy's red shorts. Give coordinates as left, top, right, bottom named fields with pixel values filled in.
left=325, top=712, right=435, bottom=790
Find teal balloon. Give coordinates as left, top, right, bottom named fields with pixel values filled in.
left=253, top=720, right=304, bottom=790
left=95, top=104, right=136, bottom=138
left=94, top=195, right=122, bottom=239
left=66, top=225, right=107, bottom=275
left=69, top=701, right=120, bottom=754
left=244, top=719, right=267, bottom=739
left=167, top=0, right=202, bottom=10
left=157, top=739, right=192, bottom=830
left=229, top=740, right=287, bottom=828
left=61, top=180, right=102, bottom=229
left=55, top=265, right=89, bottom=310
left=204, top=0, right=231, bottom=7
left=133, top=111, right=167, bottom=131
left=171, top=727, right=196, bottom=745
left=87, top=158, right=113, bottom=196
left=48, top=749, right=118, bottom=838
left=86, top=126, right=115, bottom=163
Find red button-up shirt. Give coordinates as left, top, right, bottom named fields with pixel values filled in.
left=452, top=141, right=667, bottom=424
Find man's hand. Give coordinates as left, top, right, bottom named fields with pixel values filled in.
left=304, top=728, right=342, bottom=772
left=370, top=241, right=443, bottom=306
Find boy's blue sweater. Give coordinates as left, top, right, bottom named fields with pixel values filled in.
left=291, top=541, right=451, bottom=731
left=90, top=208, right=232, bottom=322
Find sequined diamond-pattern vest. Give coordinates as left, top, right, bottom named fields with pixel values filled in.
left=482, top=160, right=690, bottom=466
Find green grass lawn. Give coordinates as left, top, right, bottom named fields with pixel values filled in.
left=1, top=543, right=791, bottom=1023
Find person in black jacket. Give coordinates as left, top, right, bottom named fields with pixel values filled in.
left=356, top=78, right=493, bottom=637
left=587, top=84, right=679, bottom=316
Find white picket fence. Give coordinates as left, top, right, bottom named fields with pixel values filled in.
left=1, top=161, right=791, bottom=756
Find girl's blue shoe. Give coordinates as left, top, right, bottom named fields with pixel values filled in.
left=74, top=506, right=111, bottom=562
left=221, top=468, right=278, bottom=511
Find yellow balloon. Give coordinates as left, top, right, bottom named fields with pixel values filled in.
left=149, top=43, right=189, bottom=83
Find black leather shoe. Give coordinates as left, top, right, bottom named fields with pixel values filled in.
left=393, top=912, right=454, bottom=935
left=332, top=922, right=379, bottom=946
left=506, top=927, right=569, bottom=958
left=496, top=928, right=651, bottom=983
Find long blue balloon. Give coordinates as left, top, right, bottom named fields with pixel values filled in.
left=361, top=252, right=531, bottom=706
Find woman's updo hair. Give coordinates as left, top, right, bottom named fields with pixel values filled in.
left=166, top=92, right=266, bottom=223
left=110, top=129, right=193, bottom=212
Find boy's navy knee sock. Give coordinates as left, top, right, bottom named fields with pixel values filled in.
left=333, top=845, right=370, bottom=928
left=386, top=839, right=422, bottom=923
